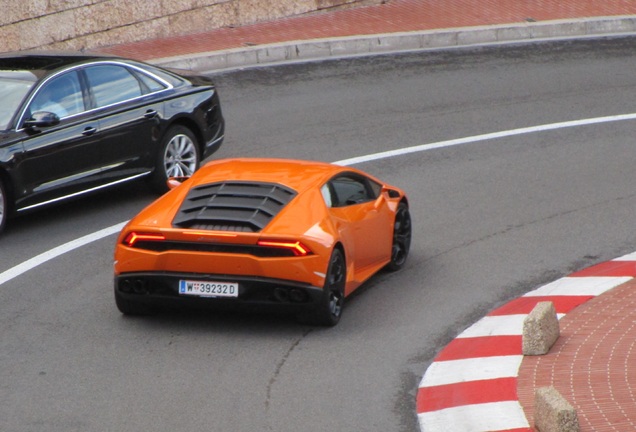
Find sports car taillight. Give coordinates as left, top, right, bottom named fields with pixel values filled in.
left=256, top=240, right=312, bottom=256
left=123, top=232, right=166, bottom=247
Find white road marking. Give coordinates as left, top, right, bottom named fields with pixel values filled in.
left=420, top=355, right=524, bottom=387
left=0, top=222, right=127, bottom=286
left=523, top=276, right=631, bottom=297
left=418, top=401, right=530, bottom=432
left=615, top=251, right=636, bottom=261
left=334, top=113, right=636, bottom=166
left=3, top=113, right=636, bottom=286
left=456, top=315, right=526, bottom=338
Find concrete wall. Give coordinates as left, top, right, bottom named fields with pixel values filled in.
left=0, top=0, right=377, bottom=53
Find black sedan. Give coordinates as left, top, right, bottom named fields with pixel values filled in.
left=0, top=51, right=225, bottom=234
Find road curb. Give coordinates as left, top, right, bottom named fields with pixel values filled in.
left=416, top=252, right=636, bottom=431
left=151, top=16, right=636, bottom=72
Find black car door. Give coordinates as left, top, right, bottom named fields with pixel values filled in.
left=16, top=69, right=105, bottom=210
left=82, top=63, right=165, bottom=180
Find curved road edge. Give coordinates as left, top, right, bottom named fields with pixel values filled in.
left=416, top=251, right=636, bottom=431
left=151, top=16, right=636, bottom=72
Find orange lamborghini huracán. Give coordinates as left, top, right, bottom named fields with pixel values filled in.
left=114, top=158, right=411, bottom=326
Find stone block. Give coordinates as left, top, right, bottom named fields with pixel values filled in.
left=295, top=41, right=332, bottom=60
left=523, top=301, right=559, bottom=355
left=0, top=23, right=20, bottom=53
left=369, top=33, right=423, bottom=53
left=330, top=37, right=373, bottom=57
left=420, top=31, right=459, bottom=48
left=534, top=386, right=579, bottom=432
left=237, top=0, right=314, bottom=23
left=168, top=3, right=236, bottom=35
left=457, top=27, right=498, bottom=46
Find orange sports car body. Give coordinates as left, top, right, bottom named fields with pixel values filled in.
left=114, top=158, right=411, bottom=326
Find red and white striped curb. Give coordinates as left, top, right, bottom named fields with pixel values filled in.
left=416, top=252, right=636, bottom=431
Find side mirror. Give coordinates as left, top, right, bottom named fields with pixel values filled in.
left=23, top=111, right=60, bottom=129
left=167, top=176, right=189, bottom=190
left=383, top=187, right=401, bottom=198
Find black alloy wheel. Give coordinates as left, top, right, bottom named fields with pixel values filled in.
left=387, top=202, right=411, bottom=271
left=304, top=248, right=346, bottom=327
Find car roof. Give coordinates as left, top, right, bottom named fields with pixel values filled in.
left=0, top=51, right=125, bottom=79
left=193, top=158, right=352, bottom=192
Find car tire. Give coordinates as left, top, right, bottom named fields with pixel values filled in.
left=114, top=289, right=153, bottom=316
left=386, top=202, right=411, bottom=272
left=150, top=125, right=200, bottom=193
left=303, top=249, right=346, bottom=327
left=0, top=179, right=7, bottom=234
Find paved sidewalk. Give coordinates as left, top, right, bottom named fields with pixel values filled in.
left=98, top=0, right=636, bottom=72
left=418, top=256, right=636, bottom=431
left=519, top=274, right=636, bottom=430
left=98, top=1, right=636, bottom=430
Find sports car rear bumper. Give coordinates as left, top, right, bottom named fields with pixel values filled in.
left=114, top=272, right=324, bottom=313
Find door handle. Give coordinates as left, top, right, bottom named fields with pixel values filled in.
left=144, top=109, right=158, bottom=119
left=82, top=126, right=97, bottom=136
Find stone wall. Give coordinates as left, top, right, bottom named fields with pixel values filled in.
left=0, top=0, right=377, bottom=53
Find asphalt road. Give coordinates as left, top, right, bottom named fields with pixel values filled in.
left=3, top=37, right=636, bottom=432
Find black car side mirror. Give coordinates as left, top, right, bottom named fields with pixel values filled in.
left=23, top=111, right=61, bottom=129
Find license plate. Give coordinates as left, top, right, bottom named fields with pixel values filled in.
left=179, top=280, right=239, bottom=298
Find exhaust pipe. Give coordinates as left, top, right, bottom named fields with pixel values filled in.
left=273, top=287, right=290, bottom=302
left=289, top=288, right=307, bottom=303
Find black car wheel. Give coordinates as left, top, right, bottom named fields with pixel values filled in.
left=151, top=125, right=200, bottom=192
left=304, top=249, right=346, bottom=327
left=0, top=180, right=7, bottom=234
left=387, top=202, right=411, bottom=271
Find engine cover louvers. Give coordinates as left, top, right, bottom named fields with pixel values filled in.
left=172, top=181, right=297, bottom=232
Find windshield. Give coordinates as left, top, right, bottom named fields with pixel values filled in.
left=0, top=71, right=37, bottom=130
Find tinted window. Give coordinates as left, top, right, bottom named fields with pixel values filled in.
left=134, top=70, right=167, bottom=93
left=330, top=175, right=377, bottom=207
left=0, top=71, right=36, bottom=129
left=367, top=178, right=382, bottom=197
left=136, top=63, right=184, bottom=87
left=85, top=64, right=144, bottom=107
left=30, top=70, right=84, bottom=118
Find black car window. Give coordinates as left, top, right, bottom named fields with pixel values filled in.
left=134, top=70, right=167, bottom=93
left=29, top=70, right=84, bottom=119
left=85, top=64, right=144, bottom=108
left=136, top=63, right=185, bottom=87
left=329, top=175, right=377, bottom=207
left=0, top=71, right=36, bottom=129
